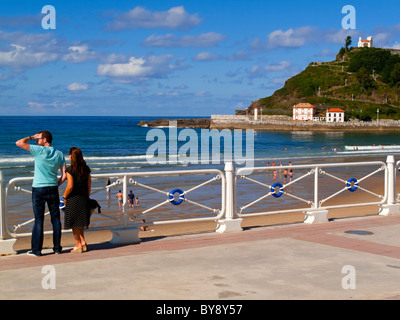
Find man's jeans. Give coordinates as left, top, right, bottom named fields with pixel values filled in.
left=31, top=186, right=62, bottom=255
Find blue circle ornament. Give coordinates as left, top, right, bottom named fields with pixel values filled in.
left=346, top=177, right=358, bottom=192
left=270, top=182, right=284, bottom=198
left=59, top=197, right=65, bottom=212
left=169, top=188, right=184, bottom=205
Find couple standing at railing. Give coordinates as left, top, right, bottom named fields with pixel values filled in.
left=16, top=130, right=91, bottom=256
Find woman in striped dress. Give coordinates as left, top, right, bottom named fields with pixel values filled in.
left=63, top=147, right=91, bottom=253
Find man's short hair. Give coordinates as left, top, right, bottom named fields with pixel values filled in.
left=39, top=130, right=53, bottom=144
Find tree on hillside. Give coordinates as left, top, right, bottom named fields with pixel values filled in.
left=391, top=63, right=400, bottom=85
left=356, top=66, right=373, bottom=90
left=345, top=36, right=352, bottom=51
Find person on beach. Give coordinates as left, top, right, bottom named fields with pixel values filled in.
left=106, top=178, right=111, bottom=195
left=135, top=197, right=139, bottom=209
left=140, top=219, right=154, bottom=231
left=116, top=190, right=123, bottom=210
left=141, top=219, right=149, bottom=231
left=16, top=131, right=66, bottom=256
left=289, top=162, right=293, bottom=182
left=63, top=147, right=91, bottom=253
left=127, top=190, right=135, bottom=210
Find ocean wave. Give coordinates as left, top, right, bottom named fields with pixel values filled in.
left=85, top=155, right=152, bottom=161
left=0, top=157, right=34, bottom=164
left=339, top=145, right=400, bottom=155
left=344, top=145, right=400, bottom=151
left=0, top=154, right=153, bottom=163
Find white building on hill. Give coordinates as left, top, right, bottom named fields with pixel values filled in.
left=326, top=108, right=345, bottom=122
left=358, top=36, right=373, bottom=48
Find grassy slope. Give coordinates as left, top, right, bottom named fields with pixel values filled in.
left=245, top=48, right=400, bottom=120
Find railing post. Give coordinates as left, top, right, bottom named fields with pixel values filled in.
left=0, top=171, right=5, bottom=239
left=379, top=155, right=400, bottom=216
left=109, top=174, right=141, bottom=245
left=304, top=165, right=329, bottom=224
left=216, top=162, right=243, bottom=233
left=0, top=171, right=17, bottom=255
left=122, top=174, right=128, bottom=225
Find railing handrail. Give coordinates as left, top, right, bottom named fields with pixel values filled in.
left=2, top=168, right=226, bottom=239
left=235, top=160, right=387, bottom=218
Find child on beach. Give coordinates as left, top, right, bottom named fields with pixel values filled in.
left=289, top=162, right=293, bottom=182
left=135, top=197, right=139, bottom=209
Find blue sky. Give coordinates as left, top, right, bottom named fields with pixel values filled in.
left=0, top=0, right=399, bottom=117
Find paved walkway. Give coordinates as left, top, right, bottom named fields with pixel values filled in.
left=1, top=214, right=400, bottom=300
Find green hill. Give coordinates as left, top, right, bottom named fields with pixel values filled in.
left=238, top=46, right=400, bottom=121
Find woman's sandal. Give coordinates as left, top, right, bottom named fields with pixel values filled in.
left=71, top=246, right=82, bottom=253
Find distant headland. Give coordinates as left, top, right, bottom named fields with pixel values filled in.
left=138, top=115, right=400, bottom=131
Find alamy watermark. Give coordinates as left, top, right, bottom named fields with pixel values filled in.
left=341, top=265, right=356, bottom=290
left=42, top=265, right=56, bottom=289
left=145, top=121, right=254, bottom=169
left=41, top=5, right=56, bottom=30
left=342, top=5, right=356, bottom=30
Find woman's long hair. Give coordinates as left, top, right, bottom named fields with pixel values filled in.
left=69, top=147, right=89, bottom=178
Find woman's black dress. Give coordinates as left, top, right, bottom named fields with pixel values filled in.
left=64, top=167, right=91, bottom=229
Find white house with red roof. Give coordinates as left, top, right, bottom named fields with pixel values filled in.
left=326, top=108, right=345, bottom=122
left=358, top=36, right=373, bottom=48
left=292, top=103, right=316, bottom=121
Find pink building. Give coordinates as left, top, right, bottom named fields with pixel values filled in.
left=292, top=103, right=316, bottom=121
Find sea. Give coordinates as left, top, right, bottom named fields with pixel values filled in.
left=1, top=116, right=399, bottom=230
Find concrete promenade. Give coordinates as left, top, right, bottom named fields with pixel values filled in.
left=1, top=214, right=400, bottom=300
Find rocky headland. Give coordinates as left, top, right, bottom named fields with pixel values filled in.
left=137, top=118, right=211, bottom=129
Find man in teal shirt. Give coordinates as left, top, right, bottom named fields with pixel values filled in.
left=16, top=131, right=66, bottom=256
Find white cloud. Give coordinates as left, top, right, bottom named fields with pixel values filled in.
left=263, top=61, right=291, bottom=72
left=97, top=55, right=174, bottom=81
left=67, top=82, right=89, bottom=91
left=193, top=51, right=221, bottom=61
left=27, top=101, right=74, bottom=113
left=248, top=61, right=292, bottom=78
left=63, top=44, right=97, bottom=63
left=323, top=28, right=359, bottom=45
left=142, top=32, right=226, bottom=48
left=0, top=43, right=58, bottom=71
left=267, top=26, right=316, bottom=48
left=371, top=24, right=400, bottom=47
left=250, top=26, right=359, bottom=51
left=0, top=30, right=100, bottom=73
left=106, top=6, right=202, bottom=31
left=196, top=90, right=210, bottom=97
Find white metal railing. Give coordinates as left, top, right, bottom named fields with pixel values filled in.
left=233, top=161, right=387, bottom=218
left=1, top=168, right=225, bottom=239
left=396, top=160, right=400, bottom=202
left=1, top=156, right=400, bottom=253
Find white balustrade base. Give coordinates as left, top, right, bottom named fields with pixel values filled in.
left=109, top=227, right=141, bottom=245
left=0, top=238, right=17, bottom=255
left=379, top=204, right=400, bottom=216
left=304, top=210, right=329, bottom=224
left=215, top=218, right=243, bottom=233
